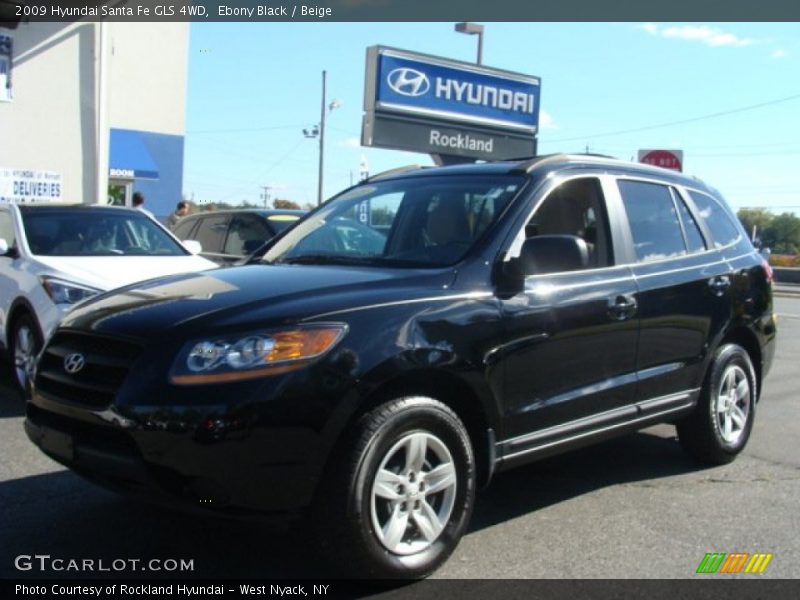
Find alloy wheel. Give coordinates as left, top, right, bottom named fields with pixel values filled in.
left=13, top=323, right=36, bottom=390
left=370, top=431, right=457, bottom=555
left=715, top=364, right=751, bottom=445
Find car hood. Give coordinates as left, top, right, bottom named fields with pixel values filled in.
left=61, top=264, right=456, bottom=340
left=33, top=255, right=217, bottom=290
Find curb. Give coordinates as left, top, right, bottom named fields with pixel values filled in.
left=774, top=286, right=800, bottom=298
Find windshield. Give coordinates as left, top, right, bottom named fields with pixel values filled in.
left=21, top=209, right=187, bottom=257
left=263, top=175, right=524, bottom=267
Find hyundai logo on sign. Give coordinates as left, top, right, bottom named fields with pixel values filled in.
left=371, top=47, right=541, bottom=133
left=387, top=68, right=431, bottom=97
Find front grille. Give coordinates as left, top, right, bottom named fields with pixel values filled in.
left=35, top=332, right=142, bottom=409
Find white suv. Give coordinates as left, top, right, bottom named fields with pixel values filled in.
left=0, top=203, right=216, bottom=392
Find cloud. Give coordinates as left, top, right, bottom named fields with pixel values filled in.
left=339, top=137, right=361, bottom=148
left=638, top=24, right=754, bottom=48
left=539, top=110, right=557, bottom=130
left=771, top=49, right=787, bottom=59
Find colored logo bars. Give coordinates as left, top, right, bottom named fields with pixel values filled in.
left=696, top=552, right=773, bottom=574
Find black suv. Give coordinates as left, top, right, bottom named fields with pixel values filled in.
left=25, top=155, right=776, bottom=578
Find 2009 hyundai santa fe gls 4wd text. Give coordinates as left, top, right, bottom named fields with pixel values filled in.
left=25, top=154, right=776, bottom=578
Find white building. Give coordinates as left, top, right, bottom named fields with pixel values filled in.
left=0, top=14, right=188, bottom=219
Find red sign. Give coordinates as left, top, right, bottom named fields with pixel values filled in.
left=638, top=149, right=683, bottom=172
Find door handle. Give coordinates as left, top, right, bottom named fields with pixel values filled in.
left=708, top=275, right=731, bottom=295
left=608, top=295, right=637, bottom=321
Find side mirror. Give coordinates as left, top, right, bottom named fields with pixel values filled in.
left=0, top=238, right=17, bottom=258
left=182, top=240, right=203, bottom=255
left=521, top=235, right=589, bottom=276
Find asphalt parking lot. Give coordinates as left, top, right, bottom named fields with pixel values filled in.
left=1, top=296, right=798, bottom=580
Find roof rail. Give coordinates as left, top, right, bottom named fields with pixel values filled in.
left=510, top=152, right=620, bottom=174
left=366, top=165, right=425, bottom=182
left=509, top=153, right=563, bottom=174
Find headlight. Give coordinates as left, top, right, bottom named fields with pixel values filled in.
left=169, top=324, right=348, bottom=385
left=40, top=276, right=102, bottom=305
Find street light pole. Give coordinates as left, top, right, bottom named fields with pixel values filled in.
left=454, top=22, right=484, bottom=65
left=317, top=70, right=326, bottom=206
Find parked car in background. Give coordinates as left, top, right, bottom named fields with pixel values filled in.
left=172, top=209, right=305, bottom=265
left=24, top=155, right=775, bottom=578
left=0, top=203, right=216, bottom=392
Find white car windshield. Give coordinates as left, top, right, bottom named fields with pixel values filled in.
left=20, top=207, right=187, bottom=257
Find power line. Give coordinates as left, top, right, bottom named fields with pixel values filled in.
left=186, top=124, right=305, bottom=135
left=547, top=92, right=800, bottom=143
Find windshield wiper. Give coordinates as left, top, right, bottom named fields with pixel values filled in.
left=277, top=254, right=384, bottom=266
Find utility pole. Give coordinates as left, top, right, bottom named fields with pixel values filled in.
left=259, top=185, right=272, bottom=208
left=317, top=70, right=326, bottom=206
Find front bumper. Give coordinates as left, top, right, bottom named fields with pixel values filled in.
left=25, top=396, right=327, bottom=516
left=25, top=338, right=360, bottom=516
left=24, top=396, right=325, bottom=515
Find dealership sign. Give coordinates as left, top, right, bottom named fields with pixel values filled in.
left=0, top=168, right=62, bottom=203
left=638, top=149, right=683, bottom=172
left=363, top=46, right=541, bottom=160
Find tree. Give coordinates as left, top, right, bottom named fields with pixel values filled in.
left=273, top=199, right=301, bottom=209
left=763, top=212, right=800, bottom=255
left=737, top=208, right=773, bottom=242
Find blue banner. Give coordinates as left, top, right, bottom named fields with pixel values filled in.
left=375, top=51, right=540, bottom=132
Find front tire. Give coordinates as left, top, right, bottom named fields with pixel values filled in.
left=314, top=396, right=475, bottom=579
left=677, top=344, right=757, bottom=465
left=9, top=313, right=42, bottom=397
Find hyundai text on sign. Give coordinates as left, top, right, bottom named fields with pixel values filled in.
left=375, top=51, right=540, bottom=131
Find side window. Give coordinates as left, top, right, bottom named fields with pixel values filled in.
left=0, top=210, right=15, bottom=247
left=672, top=188, right=706, bottom=254
left=172, top=218, right=197, bottom=241
left=194, top=215, right=229, bottom=254
left=619, top=180, right=686, bottom=262
left=688, top=191, right=741, bottom=248
left=224, top=215, right=272, bottom=256
left=522, top=177, right=613, bottom=269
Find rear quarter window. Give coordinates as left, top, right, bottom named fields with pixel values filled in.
left=688, top=191, right=742, bottom=248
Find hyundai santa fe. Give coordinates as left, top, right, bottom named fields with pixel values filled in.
left=24, top=154, right=776, bottom=578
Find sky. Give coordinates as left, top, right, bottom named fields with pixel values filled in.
left=183, top=22, right=800, bottom=213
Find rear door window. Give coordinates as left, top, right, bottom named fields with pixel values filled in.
left=618, top=180, right=686, bottom=262
left=688, top=191, right=742, bottom=248
left=194, top=215, right=229, bottom=254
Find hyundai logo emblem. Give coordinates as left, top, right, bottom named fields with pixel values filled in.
left=63, top=353, right=86, bottom=374
left=387, top=68, right=430, bottom=97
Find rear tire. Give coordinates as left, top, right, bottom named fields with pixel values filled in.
left=313, top=396, right=475, bottom=579
left=677, top=344, right=757, bottom=465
